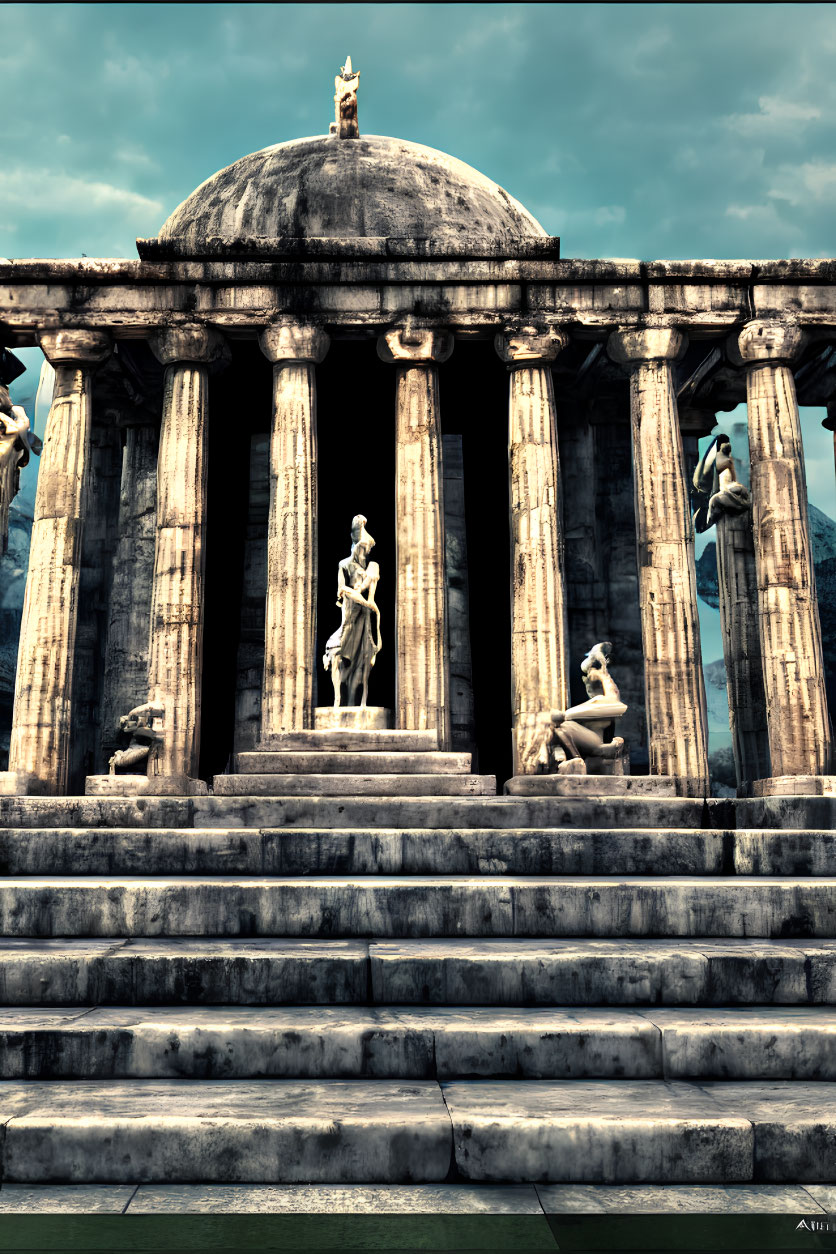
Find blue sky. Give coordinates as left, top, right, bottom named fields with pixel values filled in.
left=4, top=2, right=835, bottom=735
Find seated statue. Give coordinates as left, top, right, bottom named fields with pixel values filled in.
left=108, top=701, right=164, bottom=775
left=539, top=641, right=629, bottom=775
left=691, top=432, right=750, bottom=534
left=322, top=515, right=382, bottom=708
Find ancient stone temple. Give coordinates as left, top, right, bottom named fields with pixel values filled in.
left=0, top=66, right=835, bottom=1206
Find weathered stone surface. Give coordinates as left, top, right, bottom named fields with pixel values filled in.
left=146, top=327, right=224, bottom=782
left=370, top=938, right=834, bottom=1005
left=1, top=877, right=832, bottom=939
left=85, top=775, right=208, bottom=797
left=442, top=1080, right=753, bottom=1182
left=733, top=830, right=836, bottom=876
left=155, top=135, right=548, bottom=247
left=314, top=707, right=391, bottom=731
left=443, top=435, right=476, bottom=758
left=496, top=328, right=570, bottom=776
left=235, top=752, right=471, bottom=775
left=0, top=793, right=721, bottom=829
left=737, top=797, right=836, bottom=830
left=607, top=329, right=709, bottom=791
left=653, top=1008, right=836, bottom=1079
left=8, top=331, right=112, bottom=794
left=736, top=320, right=832, bottom=780
left=0, top=1185, right=136, bottom=1212
left=0, top=938, right=368, bottom=1006
left=0, top=825, right=729, bottom=876
left=0, top=1079, right=453, bottom=1182
left=212, top=774, right=496, bottom=797
left=379, top=330, right=452, bottom=747
left=257, top=729, right=438, bottom=752
left=259, top=321, right=329, bottom=736
left=536, top=1183, right=825, bottom=1213
left=506, top=775, right=681, bottom=797
left=128, top=1182, right=543, bottom=1213
left=702, top=1081, right=836, bottom=1181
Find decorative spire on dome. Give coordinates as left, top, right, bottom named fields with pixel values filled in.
left=333, top=55, right=360, bottom=139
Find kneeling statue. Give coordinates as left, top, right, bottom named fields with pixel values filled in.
left=539, top=641, right=628, bottom=775
left=109, top=701, right=164, bottom=775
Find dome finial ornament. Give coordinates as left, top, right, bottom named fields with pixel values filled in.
left=333, top=55, right=360, bottom=139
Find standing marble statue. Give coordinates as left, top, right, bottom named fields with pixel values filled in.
left=539, top=641, right=628, bottom=774
left=0, top=385, right=42, bottom=556
left=323, top=515, right=382, bottom=707
left=333, top=55, right=360, bottom=139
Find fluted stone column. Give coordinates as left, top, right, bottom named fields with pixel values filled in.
left=258, top=320, right=329, bottom=738
left=378, top=327, right=453, bottom=748
left=99, top=417, right=159, bottom=765
left=146, top=324, right=228, bottom=786
left=736, top=320, right=832, bottom=781
left=5, top=329, right=111, bottom=795
left=496, top=325, right=570, bottom=776
left=608, top=327, right=709, bottom=792
left=715, top=505, right=770, bottom=786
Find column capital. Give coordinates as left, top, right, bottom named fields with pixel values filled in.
left=495, top=323, right=568, bottom=366
left=377, top=325, right=454, bottom=366
left=734, top=319, right=805, bottom=367
left=607, top=327, right=687, bottom=368
left=38, top=328, right=112, bottom=368
left=148, top=323, right=230, bottom=368
left=259, top=319, right=330, bottom=365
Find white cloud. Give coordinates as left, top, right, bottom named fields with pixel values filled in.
left=0, top=169, right=163, bottom=219
left=768, top=160, right=836, bottom=205
left=726, top=94, right=822, bottom=137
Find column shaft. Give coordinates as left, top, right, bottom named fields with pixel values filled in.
left=715, top=507, right=770, bottom=785
left=394, top=364, right=450, bottom=745
left=100, top=423, right=159, bottom=763
left=262, top=363, right=318, bottom=735
left=147, top=364, right=209, bottom=778
left=8, top=329, right=112, bottom=792
left=508, top=365, right=570, bottom=774
left=745, top=353, right=831, bottom=776
left=9, top=363, right=93, bottom=792
left=609, top=328, right=709, bottom=790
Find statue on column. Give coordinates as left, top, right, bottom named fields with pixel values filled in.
left=691, top=433, right=750, bottom=533
left=323, top=515, right=382, bottom=708
left=0, top=383, right=42, bottom=557
left=539, top=641, right=629, bottom=775
left=332, top=55, right=360, bottom=139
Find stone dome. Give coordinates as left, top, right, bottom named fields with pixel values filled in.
left=157, top=134, right=547, bottom=246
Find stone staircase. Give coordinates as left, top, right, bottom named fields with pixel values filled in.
left=0, top=731, right=834, bottom=1190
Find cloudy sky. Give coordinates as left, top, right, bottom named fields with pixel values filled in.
left=4, top=2, right=835, bottom=728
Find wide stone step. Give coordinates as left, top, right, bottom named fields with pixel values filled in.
left=0, top=1079, right=452, bottom=1182
left=0, top=795, right=721, bottom=829
left=234, top=752, right=472, bottom=775
left=0, top=1079, right=833, bottom=1183
left=442, top=1079, right=836, bottom=1182
left=3, top=1005, right=836, bottom=1081
left=2, top=937, right=835, bottom=1007
left=0, top=876, right=833, bottom=938
left=0, top=939, right=369, bottom=1005
left=212, top=774, right=497, bottom=797
left=370, top=938, right=836, bottom=1005
left=256, top=730, right=439, bottom=752
left=3, top=827, right=836, bottom=877
left=0, top=826, right=730, bottom=876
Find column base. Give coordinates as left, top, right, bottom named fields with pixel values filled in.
left=0, top=771, right=44, bottom=796
left=505, top=774, right=697, bottom=798
left=744, top=776, right=836, bottom=798
left=314, top=707, right=392, bottom=731
left=85, top=774, right=208, bottom=797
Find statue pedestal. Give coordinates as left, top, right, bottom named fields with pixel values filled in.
left=505, top=774, right=696, bottom=798
left=85, top=774, right=208, bottom=797
left=314, top=707, right=392, bottom=731
left=0, top=771, right=42, bottom=796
